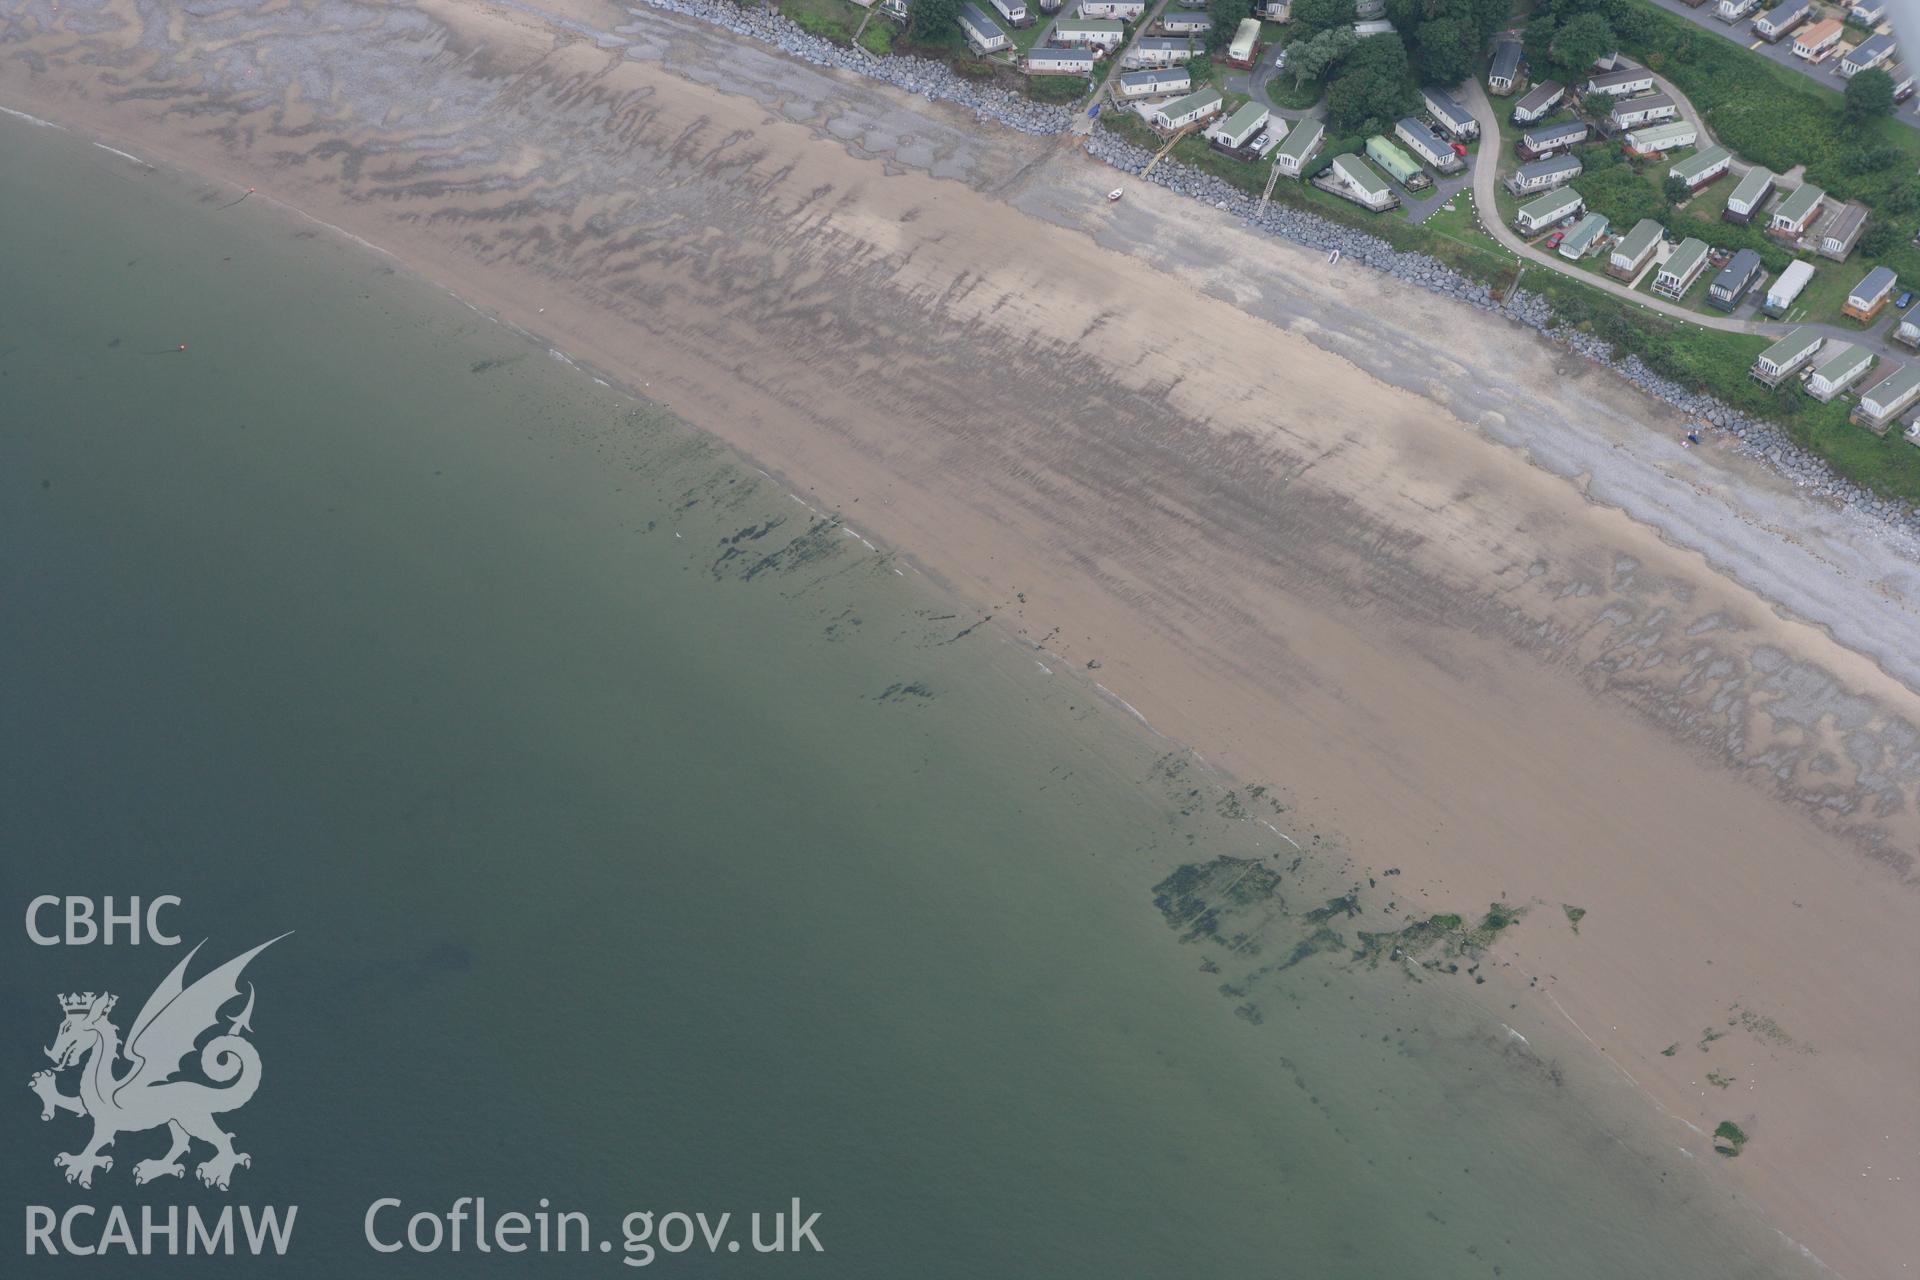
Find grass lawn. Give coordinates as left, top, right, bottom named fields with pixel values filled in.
left=1265, top=75, right=1322, bottom=110
left=777, top=0, right=870, bottom=45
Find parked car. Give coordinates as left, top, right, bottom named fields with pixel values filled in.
left=1450, top=141, right=1468, bottom=157
left=1898, top=290, right=1914, bottom=309
left=1544, top=230, right=1565, bottom=249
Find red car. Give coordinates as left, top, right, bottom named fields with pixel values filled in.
left=1543, top=230, right=1565, bottom=250
left=1450, top=141, right=1468, bottom=157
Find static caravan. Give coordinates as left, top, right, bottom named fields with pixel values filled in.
left=1518, top=120, right=1589, bottom=158
left=1768, top=183, right=1825, bottom=237
left=1558, top=212, right=1610, bottom=260
left=1851, top=0, right=1887, bottom=20
left=1078, top=0, right=1147, bottom=16
left=1708, top=248, right=1763, bottom=309
left=1506, top=153, right=1582, bottom=193
left=990, top=0, right=1033, bottom=26
left=1206, top=101, right=1271, bottom=151
left=1891, top=62, right=1916, bottom=101
left=1723, top=166, right=1775, bottom=222
left=1150, top=86, right=1223, bottom=129
left=1322, top=153, right=1399, bottom=211
left=958, top=3, right=1009, bottom=53
left=1422, top=85, right=1478, bottom=139
left=1654, top=237, right=1712, bottom=298
left=1843, top=265, right=1898, bottom=321
left=1764, top=259, right=1816, bottom=315
left=1715, top=0, right=1760, bottom=19
left=1256, top=0, right=1291, bottom=18
left=1125, top=37, right=1197, bottom=66
left=1585, top=68, right=1655, bottom=97
left=1273, top=118, right=1324, bottom=176
left=1116, top=66, right=1191, bottom=97
left=1818, top=204, right=1869, bottom=261
left=1853, top=363, right=1920, bottom=432
left=1511, top=80, right=1565, bottom=125
left=1806, top=342, right=1874, bottom=400
left=1488, top=36, right=1524, bottom=95
left=1352, top=19, right=1395, bottom=36
left=1751, top=327, right=1824, bottom=385
left=1669, top=144, right=1731, bottom=191
left=1752, top=0, right=1810, bottom=41
left=1791, top=18, right=1842, bottom=61
left=1515, top=188, right=1584, bottom=234
left=1610, top=93, right=1677, bottom=129
left=1898, top=316, right=1920, bottom=349
left=1054, top=17, right=1126, bottom=46
left=1025, top=46, right=1094, bottom=73
left=1839, top=32, right=1897, bottom=77
left=1607, top=219, right=1664, bottom=280
left=1227, top=17, right=1262, bottom=67
left=1159, top=9, right=1211, bottom=34
left=1623, top=119, right=1698, bottom=155
left=1395, top=117, right=1462, bottom=171
left=1365, top=135, right=1426, bottom=187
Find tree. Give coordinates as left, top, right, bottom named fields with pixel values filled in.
left=1207, top=0, right=1252, bottom=51
left=1662, top=175, right=1690, bottom=206
left=1291, top=0, right=1355, bottom=42
left=1859, top=219, right=1895, bottom=258
left=909, top=0, right=958, bottom=41
left=1885, top=176, right=1920, bottom=216
left=1522, top=14, right=1557, bottom=69
left=1550, top=11, right=1613, bottom=75
left=1844, top=68, right=1895, bottom=124
left=1286, top=25, right=1359, bottom=88
left=1412, top=13, right=1477, bottom=85
left=1325, top=33, right=1409, bottom=133
left=1467, top=0, right=1510, bottom=42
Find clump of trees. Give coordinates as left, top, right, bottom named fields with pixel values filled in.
left=1385, top=0, right=1511, bottom=85
left=1281, top=25, right=1358, bottom=91
left=1844, top=67, right=1895, bottom=124
left=909, top=0, right=959, bottom=41
left=1279, top=0, right=1508, bottom=135
left=1324, top=33, right=1409, bottom=133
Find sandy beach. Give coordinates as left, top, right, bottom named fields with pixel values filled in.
left=4, top=0, right=1916, bottom=1272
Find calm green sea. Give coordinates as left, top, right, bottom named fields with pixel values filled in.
left=1, top=118, right=1808, bottom=1277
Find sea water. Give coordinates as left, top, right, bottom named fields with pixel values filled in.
left=0, top=119, right=1810, bottom=1277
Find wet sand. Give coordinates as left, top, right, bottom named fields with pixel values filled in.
left=3, top=0, right=1916, bottom=1273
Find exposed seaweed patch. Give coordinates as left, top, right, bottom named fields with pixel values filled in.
left=1151, top=856, right=1284, bottom=944
left=822, top=607, right=862, bottom=642
left=710, top=514, right=845, bottom=581
left=874, top=680, right=934, bottom=705
left=1304, top=892, right=1361, bottom=923
left=1353, top=913, right=1464, bottom=967
left=720, top=517, right=785, bottom=546
left=934, top=614, right=992, bottom=646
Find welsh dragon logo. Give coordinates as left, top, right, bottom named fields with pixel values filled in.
left=29, top=936, right=287, bottom=1191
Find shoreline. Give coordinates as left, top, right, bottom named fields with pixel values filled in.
left=637, top=0, right=1920, bottom=537
left=7, top=2, right=1912, bottom=1274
